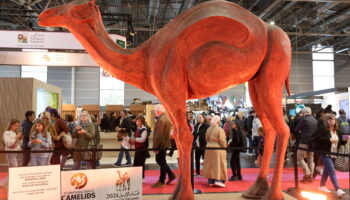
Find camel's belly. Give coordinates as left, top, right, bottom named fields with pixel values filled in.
left=187, top=41, right=262, bottom=99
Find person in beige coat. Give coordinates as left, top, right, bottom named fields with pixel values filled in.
left=203, top=115, right=227, bottom=187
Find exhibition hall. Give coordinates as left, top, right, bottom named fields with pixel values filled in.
left=0, top=0, right=349, bottom=200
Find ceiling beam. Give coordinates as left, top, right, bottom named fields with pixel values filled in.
left=269, top=1, right=297, bottom=21
left=309, top=6, right=350, bottom=32
left=248, top=0, right=260, bottom=10
left=259, top=0, right=284, bottom=19
left=286, top=0, right=350, bottom=2
left=287, top=32, right=350, bottom=36
left=178, top=0, right=196, bottom=14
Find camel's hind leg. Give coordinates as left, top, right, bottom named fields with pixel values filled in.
left=242, top=81, right=277, bottom=199
left=243, top=25, right=291, bottom=200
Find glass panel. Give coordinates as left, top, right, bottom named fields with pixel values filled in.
left=312, top=61, right=334, bottom=76
left=100, top=90, right=124, bottom=106
left=312, top=46, right=334, bottom=60
left=21, top=71, right=47, bottom=82
left=100, top=68, right=124, bottom=89
left=313, top=76, right=334, bottom=91
left=22, top=65, right=48, bottom=72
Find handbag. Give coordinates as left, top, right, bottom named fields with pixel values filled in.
left=334, top=137, right=350, bottom=172
left=82, top=144, right=103, bottom=161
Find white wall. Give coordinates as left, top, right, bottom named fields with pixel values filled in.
left=322, top=92, right=349, bottom=117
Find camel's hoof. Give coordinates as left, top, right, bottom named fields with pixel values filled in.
left=242, top=177, right=269, bottom=199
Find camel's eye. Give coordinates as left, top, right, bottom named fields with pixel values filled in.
left=71, top=3, right=93, bottom=20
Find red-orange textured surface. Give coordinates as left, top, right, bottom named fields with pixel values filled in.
left=38, top=0, right=291, bottom=199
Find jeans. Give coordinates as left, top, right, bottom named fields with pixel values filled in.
left=297, top=143, right=314, bottom=177
left=156, top=150, right=175, bottom=183
left=208, top=178, right=225, bottom=184
left=115, top=146, right=132, bottom=165
left=195, top=149, right=205, bottom=175
left=74, top=160, right=93, bottom=170
left=30, top=157, right=48, bottom=166
left=22, top=148, right=31, bottom=166
left=253, top=136, right=261, bottom=158
left=230, top=150, right=241, bottom=177
left=319, top=154, right=340, bottom=190
left=247, top=134, right=253, bottom=153
left=6, top=153, right=19, bottom=167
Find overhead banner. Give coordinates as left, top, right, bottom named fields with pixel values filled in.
left=8, top=165, right=61, bottom=200
left=0, top=30, right=126, bottom=50
left=61, top=167, right=142, bottom=200
left=0, top=51, right=98, bottom=67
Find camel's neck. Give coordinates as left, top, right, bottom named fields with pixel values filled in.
left=66, top=18, right=150, bottom=91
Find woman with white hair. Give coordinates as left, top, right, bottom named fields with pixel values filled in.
left=202, top=115, right=227, bottom=187
left=72, top=111, right=95, bottom=169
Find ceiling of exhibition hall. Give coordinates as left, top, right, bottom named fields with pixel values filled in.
left=0, top=0, right=349, bottom=53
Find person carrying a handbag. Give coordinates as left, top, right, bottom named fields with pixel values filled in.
left=72, top=111, right=95, bottom=170
left=316, top=113, right=348, bottom=197
left=114, top=110, right=133, bottom=166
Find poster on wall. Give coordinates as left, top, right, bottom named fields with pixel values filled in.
left=61, top=167, right=142, bottom=200
left=8, top=165, right=61, bottom=200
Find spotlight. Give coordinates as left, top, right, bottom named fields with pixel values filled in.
left=300, top=191, right=327, bottom=200
left=270, top=21, right=275, bottom=25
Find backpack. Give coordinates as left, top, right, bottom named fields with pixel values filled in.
left=338, top=117, right=350, bottom=135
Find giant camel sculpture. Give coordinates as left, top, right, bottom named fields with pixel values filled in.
left=39, top=0, right=291, bottom=199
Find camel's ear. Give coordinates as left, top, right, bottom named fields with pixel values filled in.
left=90, top=0, right=96, bottom=5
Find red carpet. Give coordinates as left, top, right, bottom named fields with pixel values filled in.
left=0, top=168, right=349, bottom=198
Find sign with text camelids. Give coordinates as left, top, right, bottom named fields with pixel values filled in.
left=0, top=30, right=126, bottom=50
left=61, top=167, right=142, bottom=200
left=8, top=165, right=61, bottom=200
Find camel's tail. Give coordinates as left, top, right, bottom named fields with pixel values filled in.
left=285, top=75, right=291, bottom=96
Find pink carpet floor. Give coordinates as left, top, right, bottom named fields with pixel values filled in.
left=0, top=168, right=348, bottom=199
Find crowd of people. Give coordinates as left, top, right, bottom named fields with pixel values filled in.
left=289, top=105, right=349, bottom=197
left=1, top=104, right=349, bottom=197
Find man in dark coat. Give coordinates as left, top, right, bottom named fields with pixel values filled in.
left=21, top=110, right=36, bottom=166
left=193, top=114, right=210, bottom=176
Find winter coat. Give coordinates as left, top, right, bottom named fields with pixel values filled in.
left=152, top=113, right=172, bottom=149
left=203, top=125, right=227, bottom=181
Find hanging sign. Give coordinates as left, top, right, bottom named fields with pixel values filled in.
left=0, top=30, right=126, bottom=50
left=61, top=167, right=142, bottom=200
left=8, top=165, right=61, bottom=200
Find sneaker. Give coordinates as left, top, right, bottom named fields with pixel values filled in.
left=123, top=162, right=132, bottom=166
left=319, top=186, right=331, bottom=193
left=336, top=189, right=346, bottom=197
left=166, top=175, right=176, bottom=184
left=214, top=181, right=226, bottom=188
left=151, top=181, right=165, bottom=188
left=113, top=163, right=121, bottom=167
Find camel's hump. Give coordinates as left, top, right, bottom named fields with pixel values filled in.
left=148, top=0, right=267, bottom=50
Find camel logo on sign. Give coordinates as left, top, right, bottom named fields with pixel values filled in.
left=115, top=170, right=130, bottom=191
left=70, top=173, right=88, bottom=189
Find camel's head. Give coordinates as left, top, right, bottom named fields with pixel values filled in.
left=38, top=0, right=99, bottom=28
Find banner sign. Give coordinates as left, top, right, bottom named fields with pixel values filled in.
left=0, top=51, right=99, bottom=67
left=8, top=165, right=61, bottom=200
left=0, top=30, right=126, bottom=50
left=61, top=167, right=142, bottom=200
